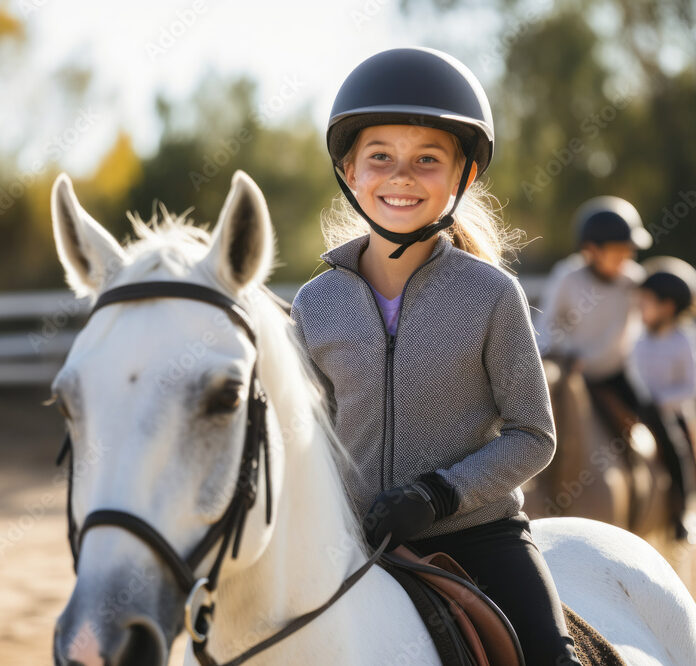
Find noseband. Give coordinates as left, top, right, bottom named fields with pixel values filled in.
left=56, top=280, right=388, bottom=666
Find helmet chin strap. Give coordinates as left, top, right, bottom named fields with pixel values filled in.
left=333, top=148, right=476, bottom=259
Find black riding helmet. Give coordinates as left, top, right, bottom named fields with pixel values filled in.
left=641, top=256, right=696, bottom=315
left=642, top=272, right=693, bottom=314
left=573, top=196, right=653, bottom=250
left=327, top=47, right=494, bottom=259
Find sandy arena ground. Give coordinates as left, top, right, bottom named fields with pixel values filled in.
left=1, top=388, right=694, bottom=665
left=0, top=388, right=185, bottom=665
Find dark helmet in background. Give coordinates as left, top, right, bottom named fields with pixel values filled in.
left=641, top=256, right=696, bottom=314
left=326, top=47, right=494, bottom=259
left=573, top=196, right=653, bottom=250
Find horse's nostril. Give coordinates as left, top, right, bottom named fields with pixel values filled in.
left=54, top=627, right=84, bottom=666
left=116, top=621, right=164, bottom=666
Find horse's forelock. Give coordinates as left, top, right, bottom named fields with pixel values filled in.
left=116, top=209, right=213, bottom=283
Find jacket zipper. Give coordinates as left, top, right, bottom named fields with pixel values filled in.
left=385, top=332, right=395, bottom=490
left=333, top=248, right=443, bottom=490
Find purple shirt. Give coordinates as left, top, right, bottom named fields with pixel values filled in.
left=369, top=284, right=402, bottom=336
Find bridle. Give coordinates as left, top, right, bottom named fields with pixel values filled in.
left=56, top=280, right=388, bottom=666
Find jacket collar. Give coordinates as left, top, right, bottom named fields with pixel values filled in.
left=320, top=233, right=451, bottom=272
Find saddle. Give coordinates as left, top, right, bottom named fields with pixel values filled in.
left=383, top=546, right=627, bottom=666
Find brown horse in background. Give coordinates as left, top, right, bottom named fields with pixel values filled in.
left=522, top=357, right=672, bottom=538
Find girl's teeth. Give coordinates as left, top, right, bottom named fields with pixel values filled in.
left=383, top=197, right=420, bottom=207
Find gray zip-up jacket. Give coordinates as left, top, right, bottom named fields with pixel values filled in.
left=290, top=233, right=556, bottom=537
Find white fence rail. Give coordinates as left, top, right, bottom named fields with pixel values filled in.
left=0, top=278, right=546, bottom=386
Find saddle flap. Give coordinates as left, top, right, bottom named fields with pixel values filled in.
left=416, top=551, right=477, bottom=584
left=391, top=546, right=522, bottom=666
left=433, top=589, right=490, bottom=666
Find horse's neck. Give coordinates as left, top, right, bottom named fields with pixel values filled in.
left=555, top=370, right=597, bottom=473
left=209, top=382, right=365, bottom=658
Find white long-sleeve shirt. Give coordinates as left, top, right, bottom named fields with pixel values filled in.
left=628, top=327, right=696, bottom=412
left=537, top=258, right=645, bottom=380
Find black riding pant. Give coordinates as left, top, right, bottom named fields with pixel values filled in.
left=410, top=511, right=581, bottom=666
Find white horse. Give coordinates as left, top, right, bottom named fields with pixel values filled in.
left=51, top=170, right=696, bottom=666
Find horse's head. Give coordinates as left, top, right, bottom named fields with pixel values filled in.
left=51, top=171, right=285, bottom=666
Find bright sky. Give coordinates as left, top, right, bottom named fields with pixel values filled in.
left=3, top=0, right=503, bottom=177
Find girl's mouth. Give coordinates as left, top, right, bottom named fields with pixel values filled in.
left=379, top=196, right=423, bottom=210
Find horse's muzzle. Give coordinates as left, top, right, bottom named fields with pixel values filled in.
left=53, top=568, right=176, bottom=666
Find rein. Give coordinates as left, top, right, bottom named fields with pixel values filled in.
left=56, top=280, right=387, bottom=665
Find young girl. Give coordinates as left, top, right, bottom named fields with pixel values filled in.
left=291, top=47, right=581, bottom=665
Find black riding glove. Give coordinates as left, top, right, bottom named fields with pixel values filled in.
left=363, top=472, right=459, bottom=551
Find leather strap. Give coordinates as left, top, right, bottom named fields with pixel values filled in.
left=80, top=510, right=196, bottom=591
left=56, top=279, right=390, bottom=666
left=333, top=149, right=476, bottom=259
left=89, top=281, right=257, bottom=345
left=382, top=552, right=526, bottom=666
left=194, top=533, right=391, bottom=666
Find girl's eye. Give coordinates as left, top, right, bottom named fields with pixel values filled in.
left=368, top=153, right=438, bottom=164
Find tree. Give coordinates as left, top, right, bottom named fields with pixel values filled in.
left=401, top=0, right=696, bottom=270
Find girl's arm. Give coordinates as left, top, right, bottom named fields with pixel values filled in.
left=437, top=277, right=557, bottom=516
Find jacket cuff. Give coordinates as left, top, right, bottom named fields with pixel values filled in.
left=417, top=472, right=460, bottom=520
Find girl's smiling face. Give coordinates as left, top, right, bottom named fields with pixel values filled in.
left=343, top=124, right=466, bottom=235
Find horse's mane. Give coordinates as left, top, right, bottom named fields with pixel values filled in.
left=118, top=206, right=213, bottom=280
left=243, top=279, right=368, bottom=555
left=116, top=207, right=368, bottom=554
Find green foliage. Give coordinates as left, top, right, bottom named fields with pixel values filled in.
left=0, top=74, right=335, bottom=290
left=2, top=0, right=695, bottom=290
left=489, top=1, right=696, bottom=269
left=414, top=0, right=696, bottom=270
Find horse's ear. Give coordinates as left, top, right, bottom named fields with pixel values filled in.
left=51, top=173, right=126, bottom=299
left=203, top=170, right=276, bottom=290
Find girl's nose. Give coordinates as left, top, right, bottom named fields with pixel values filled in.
left=388, top=161, right=415, bottom=185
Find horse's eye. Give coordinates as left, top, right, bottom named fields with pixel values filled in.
left=205, top=380, right=242, bottom=416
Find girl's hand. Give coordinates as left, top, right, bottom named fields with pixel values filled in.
left=363, top=482, right=437, bottom=551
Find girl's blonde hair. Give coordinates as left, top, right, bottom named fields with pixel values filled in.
left=321, top=129, right=525, bottom=269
